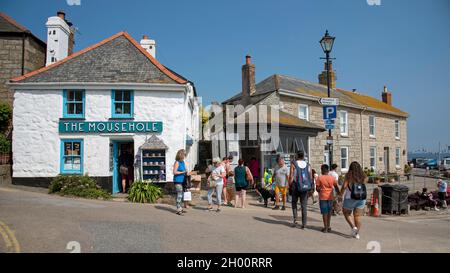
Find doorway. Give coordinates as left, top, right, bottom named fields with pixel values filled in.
left=383, top=147, right=390, bottom=174
left=112, top=140, right=134, bottom=194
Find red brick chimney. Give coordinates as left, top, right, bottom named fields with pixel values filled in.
left=242, top=55, right=256, bottom=102
left=382, top=86, right=392, bottom=105
left=318, top=61, right=337, bottom=89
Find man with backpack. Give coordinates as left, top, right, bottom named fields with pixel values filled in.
left=288, top=151, right=314, bottom=229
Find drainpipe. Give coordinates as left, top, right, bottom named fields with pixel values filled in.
left=21, top=33, right=26, bottom=75
left=360, top=107, right=367, bottom=169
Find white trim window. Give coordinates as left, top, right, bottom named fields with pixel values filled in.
left=395, top=120, right=400, bottom=139
left=341, top=147, right=349, bottom=172
left=370, top=146, right=377, bottom=170
left=298, top=104, right=309, bottom=121
left=395, top=147, right=401, bottom=167
left=369, top=115, right=376, bottom=138
left=340, top=111, right=348, bottom=136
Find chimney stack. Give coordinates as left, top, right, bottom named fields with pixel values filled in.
left=140, top=35, right=156, bottom=58
left=382, top=85, right=392, bottom=105
left=45, top=11, right=75, bottom=66
left=57, top=11, right=65, bottom=20
left=241, top=55, right=256, bottom=105
left=318, top=61, right=337, bottom=89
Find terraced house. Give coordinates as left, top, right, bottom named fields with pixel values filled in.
left=222, top=57, right=408, bottom=178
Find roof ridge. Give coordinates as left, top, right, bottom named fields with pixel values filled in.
left=11, top=31, right=188, bottom=84
left=0, top=12, right=28, bottom=32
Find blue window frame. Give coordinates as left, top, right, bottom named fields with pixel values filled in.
left=60, top=139, right=84, bottom=174
left=111, top=90, right=134, bottom=118
left=63, top=90, right=85, bottom=118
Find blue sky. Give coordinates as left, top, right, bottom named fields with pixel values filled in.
left=1, top=0, right=449, bottom=152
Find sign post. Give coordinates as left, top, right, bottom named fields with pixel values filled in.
left=321, top=98, right=338, bottom=166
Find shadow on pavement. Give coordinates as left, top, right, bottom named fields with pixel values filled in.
left=305, top=225, right=353, bottom=239
left=253, top=216, right=293, bottom=228
left=154, top=205, right=178, bottom=214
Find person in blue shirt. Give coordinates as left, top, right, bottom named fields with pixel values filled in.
left=173, top=149, right=190, bottom=215
left=437, top=179, right=448, bottom=208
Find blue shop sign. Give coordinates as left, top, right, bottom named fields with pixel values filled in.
left=59, top=121, right=163, bottom=133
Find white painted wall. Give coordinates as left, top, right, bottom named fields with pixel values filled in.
left=12, top=87, right=194, bottom=182
left=46, top=16, right=70, bottom=66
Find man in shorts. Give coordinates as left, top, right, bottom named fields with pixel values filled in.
left=272, top=156, right=289, bottom=210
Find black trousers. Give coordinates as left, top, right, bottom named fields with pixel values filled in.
left=291, top=190, right=309, bottom=226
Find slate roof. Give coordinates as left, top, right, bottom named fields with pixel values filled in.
left=224, top=74, right=408, bottom=118
left=0, top=13, right=46, bottom=47
left=140, top=134, right=168, bottom=150
left=10, top=32, right=188, bottom=84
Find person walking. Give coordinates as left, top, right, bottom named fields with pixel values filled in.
left=207, top=157, right=226, bottom=212
left=316, top=164, right=340, bottom=233
left=272, top=156, right=289, bottom=210
left=226, top=171, right=236, bottom=207
left=329, top=164, right=341, bottom=215
left=437, top=179, right=448, bottom=208
left=173, top=149, right=190, bottom=215
left=234, top=159, right=253, bottom=209
left=288, top=151, right=313, bottom=229
left=339, top=161, right=368, bottom=239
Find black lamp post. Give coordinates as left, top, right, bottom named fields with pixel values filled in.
left=320, top=30, right=336, bottom=167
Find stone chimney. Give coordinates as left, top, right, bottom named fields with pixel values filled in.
left=140, top=35, right=156, bottom=58
left=382, top=85, right=392, bottom=105
left=242, top=55, right=256, bottom=103
left=318, top=61, right=337, bottom=89
left=45, top=11, right=75, bottom=66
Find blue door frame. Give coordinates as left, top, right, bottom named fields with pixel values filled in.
left=112, top=140, right=133, bottom=194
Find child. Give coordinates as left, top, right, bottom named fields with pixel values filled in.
left=316, top=164, right=340, bottom=233
left=226, top=171, right=235, bottom=206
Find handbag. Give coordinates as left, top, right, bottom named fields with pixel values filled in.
left=207, top=175, right=217, bottom=189
left=120, top=165, right=128, bottom=175
left=183, top=191, right=192, bottom=201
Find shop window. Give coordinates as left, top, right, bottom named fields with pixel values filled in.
left=63, top=90, right=85, bottom=118
left=112, top=90, right=134, bottom=118
left=60, top=139, right=83, bottom=174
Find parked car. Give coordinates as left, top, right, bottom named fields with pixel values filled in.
left=424, top=159, right=438, bottom=169
left=412, top=158, right=427, bottom=168
left=439, top=158, right=450, bottom=171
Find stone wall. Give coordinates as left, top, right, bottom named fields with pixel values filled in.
left=0, top=35, right=45, bottom=106
left=280, top=95, right=407, bottom=175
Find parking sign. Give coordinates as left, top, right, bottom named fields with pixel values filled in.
left=323, top=106, right=337, bottom=120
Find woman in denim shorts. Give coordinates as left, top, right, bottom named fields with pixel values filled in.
left=339, top=161, right=367, bottom=240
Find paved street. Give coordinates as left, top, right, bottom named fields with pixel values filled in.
left=1, top=185, right=450, bottom=253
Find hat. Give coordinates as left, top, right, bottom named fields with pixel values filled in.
left=212, top=157, right=221, bottom=164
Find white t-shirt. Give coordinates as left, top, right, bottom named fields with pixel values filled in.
left=211, top=165, right=225, bottom=184
left=329, top=170, right=339, bottom=183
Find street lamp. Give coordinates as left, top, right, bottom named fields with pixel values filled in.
left=319, top=30, right=336, bottom=167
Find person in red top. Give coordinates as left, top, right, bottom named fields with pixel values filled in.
left=316, top=164, right=340, bottom=233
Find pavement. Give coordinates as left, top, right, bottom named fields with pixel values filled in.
left=1, top=184, right=450, bottom=253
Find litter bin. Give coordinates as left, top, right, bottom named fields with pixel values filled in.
left=381, top=184, right=409, bottom=215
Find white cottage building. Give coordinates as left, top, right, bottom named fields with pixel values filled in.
left=8, top=24, right=199, bottom=193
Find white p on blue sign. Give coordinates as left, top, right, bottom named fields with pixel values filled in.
left=323, top=106, right=337, bottom=120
